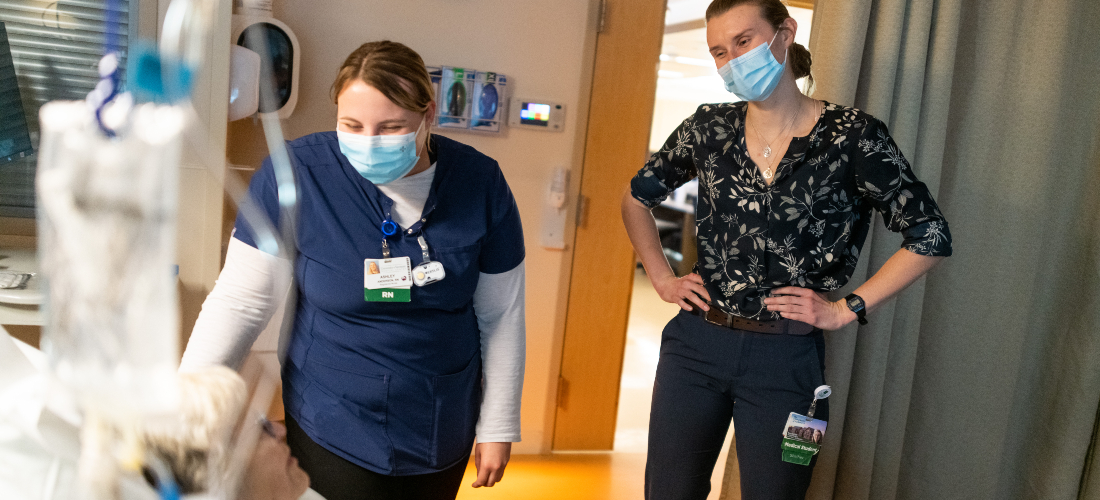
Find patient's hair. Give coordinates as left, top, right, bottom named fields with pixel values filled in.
left=141, top=366, right=247, bottom=494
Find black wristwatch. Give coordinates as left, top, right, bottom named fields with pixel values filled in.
left=845, top=293, right=868, bottom=325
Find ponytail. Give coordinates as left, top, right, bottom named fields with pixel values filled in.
left=788, top=41, right=814, bottom=93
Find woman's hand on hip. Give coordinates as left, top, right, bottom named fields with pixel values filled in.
left=762, top=286, right=857, bottom=330
left=472, top=441, right=511, bottom=488
left=652, top=272, right=712, bottom=312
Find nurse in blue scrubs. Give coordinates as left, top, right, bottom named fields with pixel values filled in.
left=180, top=40, right=526, bottom=500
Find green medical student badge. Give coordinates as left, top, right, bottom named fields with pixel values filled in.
left=781, top=385, right=832, bottom=466
left=781, top=413, right=826, bottom=465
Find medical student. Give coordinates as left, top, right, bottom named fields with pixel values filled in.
left=181, top=40, right=525, bottom=500
left=622, top=1, right=952, bottom=498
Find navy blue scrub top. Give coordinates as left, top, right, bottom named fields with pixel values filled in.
left=234, top=132, right=525, bottom=475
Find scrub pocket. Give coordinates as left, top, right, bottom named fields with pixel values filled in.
left=430, top=352, right=482, bottom=468
left=415, top=243, right=481, bottom=310
left=303, top=360, right=395, bottom=473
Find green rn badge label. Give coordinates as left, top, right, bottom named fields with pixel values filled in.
left=365, top=288, right=411, bottom=302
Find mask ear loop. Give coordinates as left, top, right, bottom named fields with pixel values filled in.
left=769, top=28, right=789, bottom=66
left=412, top=117, right=429, bottom=159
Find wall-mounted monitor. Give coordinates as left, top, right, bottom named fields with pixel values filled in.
left=509, top=97, right=565, bottom=132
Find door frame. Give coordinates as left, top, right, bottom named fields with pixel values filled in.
left=552, top=0, right=668, bottom=450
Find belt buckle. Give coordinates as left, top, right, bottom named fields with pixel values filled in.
left=704, top=308, right=728, bottom=327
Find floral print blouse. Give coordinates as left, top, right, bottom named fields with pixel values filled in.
left=631, top=101, right=952, bottom=320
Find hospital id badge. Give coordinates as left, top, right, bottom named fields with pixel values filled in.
left=780, top=412, right=828, bottom=466
left=364, top=257, right=412, bottom=302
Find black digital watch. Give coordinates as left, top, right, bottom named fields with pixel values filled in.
left=845, top=293, right=868, bottom=325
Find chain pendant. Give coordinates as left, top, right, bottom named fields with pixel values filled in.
left=762, top=145, right=772, bottom=158
left=763, top=168, right=773, bottom=179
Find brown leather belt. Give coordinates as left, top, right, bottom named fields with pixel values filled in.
left=692, top=307, right=816, bottom=336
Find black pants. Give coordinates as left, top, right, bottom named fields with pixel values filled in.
left=286, top=415, right=468, bottom=500
left=645, top=310, right=829, bottom=500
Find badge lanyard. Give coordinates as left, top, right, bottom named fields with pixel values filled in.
left=366, top=215, right=444, bottom=300
left=363, top=217, right=413, bottom=302
left=780, top=385, right=832, bottom=466
left=362, top=183, right=445, bottom=300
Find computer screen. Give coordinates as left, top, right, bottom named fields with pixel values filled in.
left=0, top=22, right=33, bottom=164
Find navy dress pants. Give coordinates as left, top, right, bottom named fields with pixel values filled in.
left=645, top=310, right=829, bottom=500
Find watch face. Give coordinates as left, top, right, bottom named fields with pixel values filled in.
left=847, top=296, right=864, bottom=310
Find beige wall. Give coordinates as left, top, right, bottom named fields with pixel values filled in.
left=228, top=0, right=600, bottom=454
left=162, top=0, right=233, bottom=349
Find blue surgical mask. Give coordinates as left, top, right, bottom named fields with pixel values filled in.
left=338, top=120, right=425, bottom=185
left=717, top=30, right=787, bottom=101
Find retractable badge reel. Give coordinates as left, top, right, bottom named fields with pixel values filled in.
left=380, top=219, right=398, bottom=258
left=412, top=235, right=445, bottom=286
left=780, top=385, right=832, bottom=466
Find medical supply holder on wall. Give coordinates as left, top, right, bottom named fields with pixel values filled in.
left=429, top=65, right=508, bottom=134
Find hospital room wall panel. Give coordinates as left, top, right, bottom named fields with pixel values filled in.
left=170, top=0, right=232, bottom=351
left=221, top=0, right=602, bottom=454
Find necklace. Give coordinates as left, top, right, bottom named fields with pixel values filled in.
left=748, top=99, right=804, bottom=179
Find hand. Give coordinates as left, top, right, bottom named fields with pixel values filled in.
left=472, top=441, right=511, bottom=488
left=762, top=286, right=857, bottom=330
left=652, top=272, right=712, bottom=312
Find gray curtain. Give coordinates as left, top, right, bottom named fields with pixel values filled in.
left=720, top=0, right=1100, bottom=498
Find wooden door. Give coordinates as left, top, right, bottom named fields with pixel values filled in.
left=553, top=0, right=667, bottom=450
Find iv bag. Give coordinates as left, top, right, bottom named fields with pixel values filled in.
left=36, top=100, right=186, bottom=419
